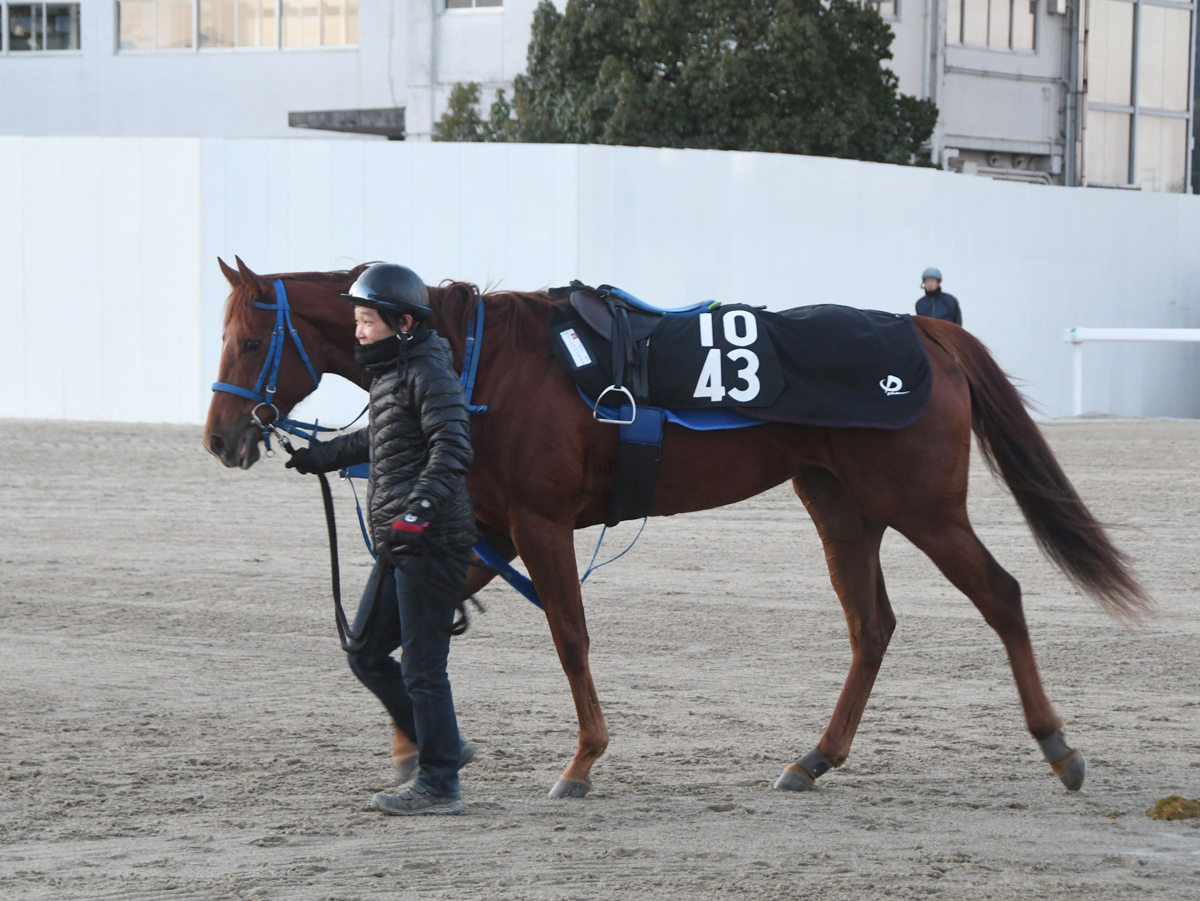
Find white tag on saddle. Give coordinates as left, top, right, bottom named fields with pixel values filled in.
left=560, top=328, right=593, bottom=368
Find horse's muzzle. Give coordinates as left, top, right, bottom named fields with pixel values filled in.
left=204, top=421, right=262, bottom=469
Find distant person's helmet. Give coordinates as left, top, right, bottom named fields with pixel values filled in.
left=344, top=264, right=431, bottom=322
left=922, top=267, right=943, bottom=282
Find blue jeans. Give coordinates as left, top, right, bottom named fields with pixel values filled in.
left=345, top=556, right=464, bottom=798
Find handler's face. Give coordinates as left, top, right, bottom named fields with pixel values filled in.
left=355, top=307, right=397, bottom=345
left=923, top=278, right=941, bottom=292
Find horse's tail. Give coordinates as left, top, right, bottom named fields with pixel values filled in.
left=915, top=317, right=1151, bottom=620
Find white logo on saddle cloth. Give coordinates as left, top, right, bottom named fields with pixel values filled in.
left=880, top=375, right=909, bottom=396
left=560, top=328, right=593, bottom=368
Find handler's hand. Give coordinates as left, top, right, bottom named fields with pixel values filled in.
left=388, top=512, right=430, bottom=555
left=285, top=446, right=316, bottom=475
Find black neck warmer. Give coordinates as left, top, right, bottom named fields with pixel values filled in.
left=354, top=334, right=401, bottom=371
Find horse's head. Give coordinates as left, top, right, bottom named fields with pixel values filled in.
left=203, top=257, right=364, bottom=469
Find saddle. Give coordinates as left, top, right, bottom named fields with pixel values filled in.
left=553, top=283, right=934, bottom=526
left=567, top=281, right=713, bottom=417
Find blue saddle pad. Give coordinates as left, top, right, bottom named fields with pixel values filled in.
left=598, top=285, right=716, bottom=317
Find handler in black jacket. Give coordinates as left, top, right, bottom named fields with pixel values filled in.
left=915, top=267, right=962, bottom=325
left=286, top=263, right=475, bottom=816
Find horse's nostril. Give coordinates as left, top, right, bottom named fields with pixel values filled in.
left=209, top=434, right=227, bottom=456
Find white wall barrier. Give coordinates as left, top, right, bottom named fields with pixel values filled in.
left=1064, top=328, right=1200, bottom=417
left=3, top=136, right=1199, bottom=425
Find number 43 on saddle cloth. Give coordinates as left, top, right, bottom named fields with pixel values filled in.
left=551, top=285, right=933, bottom=431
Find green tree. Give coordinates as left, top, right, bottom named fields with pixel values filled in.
left=432, top=82, right=488, bottom=142
left=437, top=0, right=937, bottom=164
left=433, top=82, right=520, bottom=143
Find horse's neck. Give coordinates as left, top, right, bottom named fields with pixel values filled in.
left=309, top=291, right=364, bottom=386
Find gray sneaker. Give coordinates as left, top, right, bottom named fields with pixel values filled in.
left=372, top=781, right=462, bottom=816
left=394, top=741, right=477, bottom=785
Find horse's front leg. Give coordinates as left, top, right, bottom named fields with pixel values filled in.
left=509, top=510, right=609, bottom=799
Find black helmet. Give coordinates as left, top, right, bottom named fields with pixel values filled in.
left=344, top=263, right=431, bottom=322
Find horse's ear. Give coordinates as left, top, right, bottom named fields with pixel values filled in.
left=218, top=257, right=242, bottom=289
left=235, top=256, right=265, bottom=300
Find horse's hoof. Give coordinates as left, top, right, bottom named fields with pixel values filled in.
left=1052, top=750, right=1086, bottom=792
left=773, top=767, right=816, bottom=792
left=549, top=777, right=592, bottom=799
left=1038, top=730, right=1085, bottom=792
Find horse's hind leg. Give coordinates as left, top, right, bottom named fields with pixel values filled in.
left=775, top=467, right=894, bottom=791
left=899, top=510, right=1086, bottom=791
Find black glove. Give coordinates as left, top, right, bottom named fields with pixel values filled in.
left=285, top=446, right=316, bottom=475
left=387, top=500, right=435, bottom=556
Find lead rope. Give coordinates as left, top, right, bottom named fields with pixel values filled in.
left=270, top=424, right=383, bottom=653
left=317, top=468, right=387, bottom=653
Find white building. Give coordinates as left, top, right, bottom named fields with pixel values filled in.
left=0, top=0, right=539, bottom=141
left=0, top=0, right=1196, bottom=189
left=878, top=0, right=1198, bottom=190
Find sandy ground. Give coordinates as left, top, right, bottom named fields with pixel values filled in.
left=1, top=418, right=1199, bottom=900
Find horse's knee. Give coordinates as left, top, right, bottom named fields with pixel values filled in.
left=854, top=615, right=895, bottom=669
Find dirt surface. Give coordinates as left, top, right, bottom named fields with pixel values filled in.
left=2, top=418, right=1199, bottom=900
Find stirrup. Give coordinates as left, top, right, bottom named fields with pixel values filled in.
left=593, top=386, right=636, bottom=425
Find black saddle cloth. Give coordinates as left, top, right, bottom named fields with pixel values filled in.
left=552, top=300, right=933, bottom=430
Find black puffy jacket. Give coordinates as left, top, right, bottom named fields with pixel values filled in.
left=301, top=330, right=476, bottom=550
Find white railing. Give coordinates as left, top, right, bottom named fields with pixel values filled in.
left=1063, top=328, right=1200, bottom=416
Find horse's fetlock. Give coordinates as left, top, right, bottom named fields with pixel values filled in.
left=578, top=735, right=609, bottom=761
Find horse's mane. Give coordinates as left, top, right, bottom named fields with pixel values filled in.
left=223, top=265, right=371, bottom=336
left=223, top=268, right=566, bottom=357
left=429, top=281, right=565, bottom=354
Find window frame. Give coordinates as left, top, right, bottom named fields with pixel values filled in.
left=866, top=0, right=900, bottom=21
left=3, top=1, right=84, bottom=54
left=1084, top=0, right=1197, bottom=189
left=946, top=0, right=1039, bottom=53
left=112, top=0, right=359, bottom=53
left=441, top=0, right=505, bottom=14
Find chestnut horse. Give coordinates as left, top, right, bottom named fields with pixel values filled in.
left=205, top=258, right=1147, bottom=799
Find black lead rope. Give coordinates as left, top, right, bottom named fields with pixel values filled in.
left=267, top=425, right=381, bottom=653
left=317, top=469, right=387, bottom=654
left=273, top=424, right=479, bottom=650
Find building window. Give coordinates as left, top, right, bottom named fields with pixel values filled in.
left=282, top=0, right=356, bottom=47
left=865, top=0, right=898, bottom=18
left=6, top=2, right=80, bottom=50
left=118, top=0, right=194, bottom=49
left=199, top=0, right=275, bottom=48
left=948, top=0, right=1036, bottom=50
left=115, top=0, right=356, bottom=51
left=445, top=0, right=503, bottom=9
left=1085, top=0, right=1195, bottom=192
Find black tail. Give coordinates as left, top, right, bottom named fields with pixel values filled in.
left=917, top=318, right=1151, bottom=620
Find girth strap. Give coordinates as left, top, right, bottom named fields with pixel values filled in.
left=607, top=405, right=666, bottom=527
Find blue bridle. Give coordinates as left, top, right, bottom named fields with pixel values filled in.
left=212, top=278, right=321, bottom=422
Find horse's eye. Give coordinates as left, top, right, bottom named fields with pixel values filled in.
left=242, top=339, right=263, bottom=354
